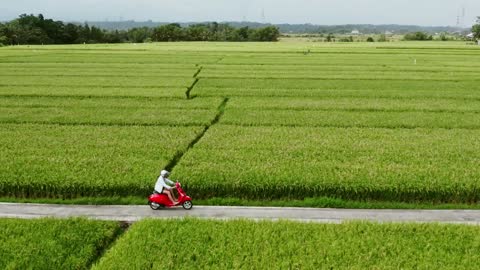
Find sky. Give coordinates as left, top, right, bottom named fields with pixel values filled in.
left=1, top=0, right=479, bottom=26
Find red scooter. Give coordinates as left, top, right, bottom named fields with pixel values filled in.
left=148, top=182, right=193, bottom=210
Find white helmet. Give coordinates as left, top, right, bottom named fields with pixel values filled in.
left=160, top=170, right=170, bottom=177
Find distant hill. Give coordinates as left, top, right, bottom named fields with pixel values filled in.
left=85, top=20, right=467, bottom=34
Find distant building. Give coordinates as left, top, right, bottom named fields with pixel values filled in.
left=385, top=31, right=394, bottom=35
left=351, top=29, right=360, bottom=35
left=466, top=33, right=474, bottom=39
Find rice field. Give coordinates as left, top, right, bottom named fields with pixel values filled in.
left=1, top=41, right=480, bottom=269
left=4, top=217, right=480, bottom=269
left=1, top=41, right=480, bottom=204
left=174, top=125, right=480, bottom=202
left=0, top=124, right=205, bottom=197
left=0, top=96, right=221, bottom=126
left=0, top=218, right=121, bottom=270
left=93, top=218, right=480, bottom=269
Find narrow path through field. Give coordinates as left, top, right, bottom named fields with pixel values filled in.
left=186, top=65, right=202, bottom=98
left=2, top=203, right=480, bottom=224
left=163, top=64, right=229, bottom=172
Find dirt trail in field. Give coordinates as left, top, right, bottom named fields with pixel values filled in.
left=1, top=203, right=480, bottom=224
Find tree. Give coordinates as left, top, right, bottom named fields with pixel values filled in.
left=153, top=23, right=184, bottom=41
left=0, top=23, right=5, bottom=45
left=63, top=23, right=80, bottom=43
left=185, top=24, right=209, bottom=41
left=40, top=18, right=64, bottom=44
left=0, top=23, right=17, bottom=45
left=127, top=27, right=151, bottom=43
left=210, top=23, right=235, bottom=41
left=232, top=27, right=250, bottom=41
left=0, top=35, right=6, bottom=46
left=104, top=30, right=124, bottom=43
left=0, top=14, right=282, bottom=45
left=472, top=24, right=480, bottom=40
left=339, top=36, right=354, bottom=42
left=366, top=37, right=374, bottom=42
left=77, top=23, right=91, bottom=43
left=7, top=14, right=51, bottom=44
left=250, top=26, right=280, bottom=41
left=90, top=26, right=105, bottom=42
left=377, top=34, right=387, bottom=42
left=326, top=33, right=335, bottom=42
left=439, top=33, right=448, bottom=41
left=404, top=32, right=433, bottom=41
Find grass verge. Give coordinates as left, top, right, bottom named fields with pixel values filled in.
left=1, top=196, right=480, bottom=210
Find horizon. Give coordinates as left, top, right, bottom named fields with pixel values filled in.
left=0, top=16, right=472, bottom=29
left=1, top=0, right=479, bottom=27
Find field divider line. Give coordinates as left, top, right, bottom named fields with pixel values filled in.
left=185, top=79, right=199, bottom=99
left=165, top=98, right=229, bottom=172
left=85, top=221, right=130, bottom=269
left=193, top=66, right=203, bottom=78
left=214, top=56, right=225, bottom=64
left=186, top=65, right=203, bottom=99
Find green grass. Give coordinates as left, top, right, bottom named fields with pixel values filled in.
left=2, top=196, right=480, bottom=210
left=194, top=78, right=480, bottom=100
left=204, top=63, right=480, bottom=73
left=93, top=218, right=480, bottom=269
left=0, top=96, right=220, bottom=109
left=0, top=85, right=189, bottom=98
left=200, top=69, right=480, bottom=80
left=173, top=125, right=480, bottom=203
left=0, top=218, right=122, bottom=270
left=195, top=86, right=480, bottom=99
left=0, top=52, right=221, bottom=64
left=221, top=108, right=480, bottom=129
left=218, top=53, right=480, bottom=66
left=0, top=123, right=204, bottom=198
left=227, top=96, right=480, bottom=112
left=0, top=62, right=199, bottom=77
left=0, top=75, right=194, bottom=88
left=197, top=78, right=479, bottom=90
left=1, top=42, right=480, bottom=207
left=0, top=96, right=221, bottom=126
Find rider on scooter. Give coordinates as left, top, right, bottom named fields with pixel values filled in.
left=154, top=170, right=177, bottom=204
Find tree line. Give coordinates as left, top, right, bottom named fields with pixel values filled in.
left=473, top=17, right=480, bottom=40
left=89, top=21, right=468, bottom=35
left=0, top=14, right=280, bottom=46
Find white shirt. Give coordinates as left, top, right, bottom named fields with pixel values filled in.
left=155, top=175, right=174, bottom=192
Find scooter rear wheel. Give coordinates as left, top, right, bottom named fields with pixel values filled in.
left=149, top=202, right=163, bottom=210
left=182, top=200, right=193, bottom=210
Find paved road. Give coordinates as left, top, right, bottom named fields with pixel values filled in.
left=2, top=203, right=480, bottom=224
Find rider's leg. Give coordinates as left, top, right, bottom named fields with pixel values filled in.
left=163, top=190, right=177, bottom=204
left=171, top=189, right=177, bottom=201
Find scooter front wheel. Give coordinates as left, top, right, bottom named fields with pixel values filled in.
left=149, top=202, right=163, bottom=210
left=182, top=200, right=193, bottom=210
